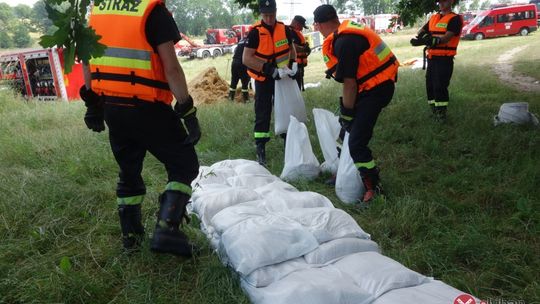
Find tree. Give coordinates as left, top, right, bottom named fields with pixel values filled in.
left=0, top=3, right=14, bottom=25
left=14, top=4, right=33, bottom=19
left=12, top=22, right=33, bottom=48
left=32, top=0, right=55, bottom=34
left=395, top=0, right=439, bottom=26
left=0, top=30, right=13, bottom=49
left=363, top=0, right=396, bottom=15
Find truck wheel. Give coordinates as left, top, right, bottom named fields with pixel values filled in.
left=474, top=33, right=484, bottom=40
left=202, top=50, right=210, bottom=59
left=213, top=49, right=222, bottom=57
left=519, top=27, right=529, bottom=36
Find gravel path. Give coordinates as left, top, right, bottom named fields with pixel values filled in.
left=493, top=46, right=540, bottom=92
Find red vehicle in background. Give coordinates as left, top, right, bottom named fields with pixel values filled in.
left=462, top=11, right=477, bottom=27
left=461, top=4, right=538, bottom=40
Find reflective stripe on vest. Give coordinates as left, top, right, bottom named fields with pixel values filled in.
left=322, top=20, right=399, bottom=93
left=247, top=21, right=290, bottom=81
left=427, top=13, right=461, bottom=58
left=89, top=0, right=173, bottom=104
left=293, top=29, right=308, bottom=65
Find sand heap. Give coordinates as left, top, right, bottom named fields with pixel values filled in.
left=188, top=67, right=229, bottom=105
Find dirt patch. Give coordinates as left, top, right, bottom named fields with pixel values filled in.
left=493, top=46, right=540, bottom=92
left=188, top=67, right=229, bottom=105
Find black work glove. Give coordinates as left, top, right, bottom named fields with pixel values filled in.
left=410, top=36, right=424, bottom=47
left=287, top=59, right=298, bottom=79
left=339, top=97, right=355, bottom=133
left=422, top=35, right=441, bottom=47
left=304, top=43, right=311, bottom=56
left=174, top=95, right=201, bottom=145
left=79, top=85, right=105, bottom=133
left=262, top=62, right=280, bottom=80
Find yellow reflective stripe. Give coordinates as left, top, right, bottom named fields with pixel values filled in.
left=435, top=22, right=448, bottom=28
left=254, top=132, right=271, bottom=138
left=374, top=42, right=391, bottom=61
left=92, top=0, right=149, bottom=17
left=229, top=88, right=236, bottom=92
left=165, top=182, right=192, bottom=196
left=90, top=56, right=151, bottom=70
left=276, top=55, right=290, bottom=67
left=275, top=39, right=288, bottom=48
left=354, top=160, right=376, bottom=169
left=117, top=195, right=145, bottom=205
left=346, top=21, right=365, bottom=30
left=241, top=89, right=248, bottom=92
left=428, top=100, right=435, bottom=105
left=433, top=101, right=448, bottom=107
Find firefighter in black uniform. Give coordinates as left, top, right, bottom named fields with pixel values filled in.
left=80, top=0, right=200, bottom=257
left=289, top=15, right=311, bottom=91
left=410, top=0, right=462, bottom=121
left=229, top=37, right=250, bottom=102
left=243, top=0, right=295, bottom=166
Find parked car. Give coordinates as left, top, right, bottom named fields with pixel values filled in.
left=461, top=4, right=538, bottom=40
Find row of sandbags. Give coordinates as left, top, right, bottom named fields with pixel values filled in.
left=189, top=159, right=477, bottom=304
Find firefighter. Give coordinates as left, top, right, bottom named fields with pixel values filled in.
left=243, top=0, right=296, bottom=166
left=410, top=0, right=462, bottom=121
left=313, top=4, right=399, bottom=203
left=229, top=37, right=250, bottom=102
left=289, top=15, right=311, bottom=91
left=80, top=0, right=201, bottom=257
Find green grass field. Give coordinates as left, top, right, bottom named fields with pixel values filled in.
left=1, top=29, right=539, bottom=303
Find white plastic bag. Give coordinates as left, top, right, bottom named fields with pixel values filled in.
left=244, top=257, right=312, bottom=288
left=280, top=116, right=320, bottom=181
left=335, top=132, right=364, bottom=204
left=304, top=238, right=380, bottom=265
left=493, top=102, right=539, bottom=126
left=274, top=77, right=307, bottom=135
left=313, top=108, right=341, bottom=174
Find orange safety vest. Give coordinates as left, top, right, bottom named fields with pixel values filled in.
left=427, top=13, right=461, bottom=58
left=322, top=20, right=399, bottom=93
left=292, top=28, right=308, bottom=66
left=89, top=0, right=172, bottom=104
left=247, top=21, right=290, bottom=81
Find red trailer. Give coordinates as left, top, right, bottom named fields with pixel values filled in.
left=0, top=48, right=84, bottom=101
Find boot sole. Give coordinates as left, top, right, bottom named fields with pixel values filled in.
left=150, top=233, right=193, bottom=257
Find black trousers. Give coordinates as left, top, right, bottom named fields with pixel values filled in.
left=230, top=62, right=250, bottom=91
left=104, top=97, right=199, bottom=198
left=348, top=81, right=395, bottom=168
left=254, top=78, right=275, bottom=144
left=426, top=56, right=454, bottom=104
left=295, top=65, right=305, bottom=91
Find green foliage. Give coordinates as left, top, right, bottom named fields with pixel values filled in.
left=39, top=0, right=107, bottom=73
left=32, top=0, right=55, bottom=34
left=362, top=0, right=396, bottom=15
left=0, top=30, right=14, bottom=49
left=11, top=23, right=32, bottom=48
left=396, top=0, right=439, bottom=26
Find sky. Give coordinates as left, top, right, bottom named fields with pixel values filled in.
left=0, top=0, right=38, bottom=6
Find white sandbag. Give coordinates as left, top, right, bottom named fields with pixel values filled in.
left=191, top=184, right=232, bottom=214
left=227, top=174, right=280, bottom=189
left=372, top=279, right=477, bottom=304
left=193, top=187, right=261, bottom=230
left=261, top=190, right=334, bottom=212
left=274, top=77, right=307, bottom=135
left=241, top=266, right=374, bottom=304
left=244, top=257, right=312, bottom=288
left=210, top=159, right=260, bottom=170
left=304, top=238, right=380, bottom=265
left=233, top=162, right=272, bottom=176
left=333, top=252, right=428, bottom=298
left=211, top=201, right=268, bottom=234
left=191, top=167, right=237, bottom=188
left=278, top=207, right=370, bottom=243
left=313, top=108, right=341, bottom=174
left=493, top=102, right=539, bottom=126
left=253, top=180, right=298, bottom=196
left=335, top=132, right=364, bottom=204
left=280, top=116, right=320, bottom=181
left=221, top=214, right=319, bottom=275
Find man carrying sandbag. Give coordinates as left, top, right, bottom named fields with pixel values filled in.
left=313, top=4, right=399, bottom=203
left=243, top=0, right=296, bottom=166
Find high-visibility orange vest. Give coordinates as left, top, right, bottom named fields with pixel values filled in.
left=89, top=0, right=172, bottom=104
left=427, top=13, right=461, bottom=58
left=322, top=20, right=399, bottom=93
left=247, top=21, right=290, bottom=81
left=292, top=28, right=308, bottom=66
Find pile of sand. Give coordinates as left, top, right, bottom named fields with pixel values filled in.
left=188, top=67, right=229, bottom=105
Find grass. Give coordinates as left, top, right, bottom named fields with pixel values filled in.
left=1, top=29, right=539, bottom=303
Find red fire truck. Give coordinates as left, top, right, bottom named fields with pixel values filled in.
left=0, top=48, right=84, bottom=101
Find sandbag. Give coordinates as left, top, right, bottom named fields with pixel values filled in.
left=241, top=266, right=374, bottom=304
left=312, top=108, right=341, bottom=174
left=335, top=132, right=364, bottom=204
left=372, top=279, right=477, bottom=304
left=244, top=257, right=312, bottom=288
left=277, top=207, right=370, bottom=243
left=211, top=201, right=268, bottom=234
left=274, top=77, right=307, bottom=135
left=304, top=238, right=380, bottom=265
left=253, top=180, right=298, bottom=196
left=261, top=190, right=334, bottom=212
left=221, top=214, right=319, bottom=275
left=191, top=167, right=237, bottom=188
left=493, top=102, right=539, bottom=126
left=227, top=174, right=280, bottom=189
left=333, top=252, right=428, bottom=298
left=280, top=116, right=320, bottom=181
left=233, top=162, right=272, bottom=176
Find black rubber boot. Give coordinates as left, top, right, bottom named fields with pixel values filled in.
left=359, top=167, right=383, bottom=204
left=118, top=204, right=145, bottom=251
left=150, top=190, right=194, bottom=257
left=242, top=91, right=249, bottom=102
left=228, top=89, right=235, bottom=101
left=279, top=133, right=287, bottom=151
left=256, top=142, right=266, bottom=166
left=434, top=106, right=447, bottom=122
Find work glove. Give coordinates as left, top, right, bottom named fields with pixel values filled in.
left=174, top=95, right=201, bottom=145
left=262, top=62, right=280, bottom=80
left=79, top=85, right=105, bottom=133
left=287, top=59, right=298, bottom=79
left=339, top=97, right=355, bottom=133
left=304, top=43, right=311, bottom=56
